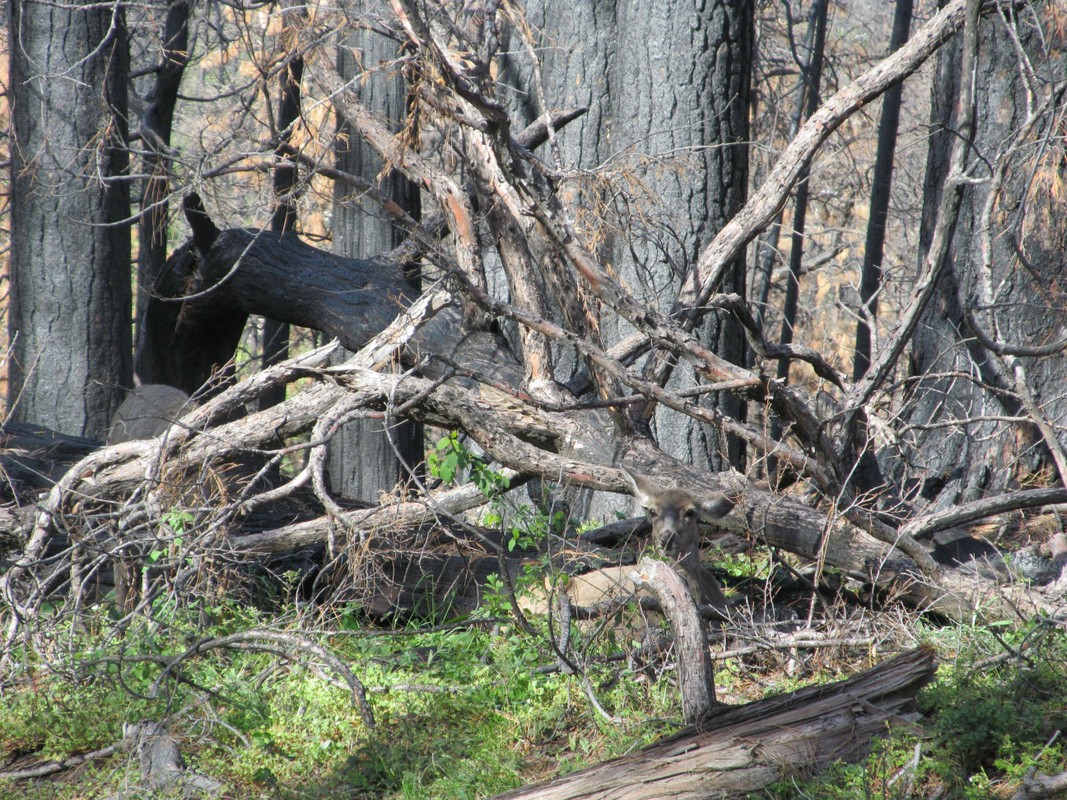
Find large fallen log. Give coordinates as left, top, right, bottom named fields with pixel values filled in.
left=3, top=402, right=1064, bottom=626
left=492, top=645, right=937, bottom=800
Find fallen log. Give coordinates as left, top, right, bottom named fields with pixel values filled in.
left=492, top=645, right=937, bottom=800
left=0, top=421, right=100, bottom=498
left=3, top=408, right=1064, bottom=626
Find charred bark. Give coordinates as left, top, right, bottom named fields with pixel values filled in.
left=135, top=0, right=192, bottom=385
left=329, top=4, right=424, bottom=502
left=902, top=3, right=1067, bottom=507
left=9, top=0, right=132, bottom=437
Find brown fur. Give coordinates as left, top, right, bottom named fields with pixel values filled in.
left=624, top=470, right=734, bottom=611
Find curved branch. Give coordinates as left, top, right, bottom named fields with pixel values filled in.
left=686, top=0, right=1018, bottom=305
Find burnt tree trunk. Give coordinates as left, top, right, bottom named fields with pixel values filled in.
left=899, top=4, right=1067, bottom=507
left=260, top=0, right=306, bottom=411
left=134, top=0, right=191, bottom=385
left=502, top=0, right=753, bottom=520
left=853, top=0, right=914, bottom=380
left=329, top=3, right=423, bottom=501
left=8, top=0, right=132, bottom=438
left=776, top=0, right=828, bottom=382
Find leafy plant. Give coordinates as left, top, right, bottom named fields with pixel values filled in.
left=427, top=431, right=509, bottom=497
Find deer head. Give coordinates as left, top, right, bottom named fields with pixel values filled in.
left=623, top=468, right=734, bottom=610
left=623, top=469, right=735, bottom=558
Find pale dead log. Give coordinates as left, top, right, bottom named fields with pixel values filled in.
left=1013, top=768, right=1067, bottom=800
left=631, top=557, right=716, bottom=723
left=231, top=472, right=523, bottom=555
left=492, top=645, right=937, bottom=800
left=0, top=721, right=223, bottom=792
left=0, top=742, right=123, bottom=782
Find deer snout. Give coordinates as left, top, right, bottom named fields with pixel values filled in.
left=655, top=522, right=694, bottom=556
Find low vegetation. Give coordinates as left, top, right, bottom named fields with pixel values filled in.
left=2, top=541, right=1064, bottom=798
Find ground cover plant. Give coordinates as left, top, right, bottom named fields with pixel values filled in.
left=2, top=525, right=1064, bottom=798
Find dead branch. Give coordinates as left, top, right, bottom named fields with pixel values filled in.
left=631, top=557, right=717, bottom=722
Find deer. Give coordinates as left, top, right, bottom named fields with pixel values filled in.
left=623, top=469, right=735, bottom=613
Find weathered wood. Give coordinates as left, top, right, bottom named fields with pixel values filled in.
left=631, top=558, right=716, bottom=722
left=492, top=645, right=937, bottom=800
left=3, top=399, right=1063, bottom=625
left=122, top=721, right=223, bottom=795
left=0, top=422, right=100, bottom=498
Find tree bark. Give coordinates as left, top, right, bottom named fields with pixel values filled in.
left=329, top=2, right=423, bottom=502
left=8, top=0, right=132, bottom=438
left=900, top=1, right=1067, bottom=508
left=134, top=0, right=191, bottom=385
left=260, top=0, right=307, bottom=411
left=491, top=646, right=936, bottom=800
left=503, top=0, right=753, bottom=502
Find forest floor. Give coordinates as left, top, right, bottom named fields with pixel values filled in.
left=1, top=531, right=1065, bottom=800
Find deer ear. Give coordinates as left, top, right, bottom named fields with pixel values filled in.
left=698, top=493, right=736, bottom=521
left=621, top=468, right=653, bottom=505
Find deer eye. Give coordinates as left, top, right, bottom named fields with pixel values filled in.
left=684, top=508, right=696, bottom=519
left=646, top=508, right=658, bottom=519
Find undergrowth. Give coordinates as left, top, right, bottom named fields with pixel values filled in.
left=4, top=594, right=1064, bottom=799
left=766, top=621, right=1067, bottom=799
left=0, top=594, right=678, bottom=799
left=2, top=439, right=1064, bottom=798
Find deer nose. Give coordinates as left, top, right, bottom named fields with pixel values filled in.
left=657, top=528, right=679, bottom=551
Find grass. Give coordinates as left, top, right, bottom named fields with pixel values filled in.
left=1, top=567, right=1064, bottom=799
left=0, top=597, right=680, bottom=799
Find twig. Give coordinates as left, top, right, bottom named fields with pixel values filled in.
left=0, top=741, right=123, bottom=781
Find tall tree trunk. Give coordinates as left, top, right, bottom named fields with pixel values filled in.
left=853, top=0, right=913, bottom=380
left=504, top=0, right=753, bottom=514
left=134, top=0, right=191, bottom=386
left=901, top=4, right=1067, bottom=507
left=8, top=0, right=132, bottom=438
left=328, top=1, right=422, bottom=501
left=261, top=1, right=305, bottom=411
left=835, top=0, right=914, bottom=499
left=776, top=0, right=829, bottom=382
left=750, top=1, right=821, bottom=341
